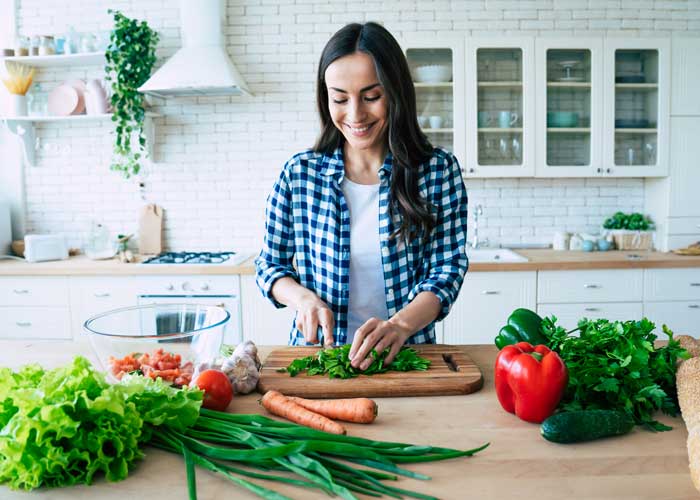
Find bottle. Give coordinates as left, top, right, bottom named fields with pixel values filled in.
left=569, top=234, right=583, bottom=251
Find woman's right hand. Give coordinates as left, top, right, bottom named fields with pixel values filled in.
left=296, top=295, right=335, bottom=346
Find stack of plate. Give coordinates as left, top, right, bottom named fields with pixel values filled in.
left=48, top=80, right=86, bottom=116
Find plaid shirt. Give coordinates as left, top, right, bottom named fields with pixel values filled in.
left=255, top=146, right=469, bottom=346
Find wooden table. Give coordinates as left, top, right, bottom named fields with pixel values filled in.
left=0, top=342, right=696, bottom=500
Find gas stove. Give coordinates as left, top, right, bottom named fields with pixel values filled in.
left=141, top=251, right=248, bottom=265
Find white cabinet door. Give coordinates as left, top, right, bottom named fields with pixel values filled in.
left=643, top=301, right=700, bottom=337
left=538, top=269, right=643, bottom=303
left=442, top=272, right=536, bottom=345
left=0, top=277, right=69, bottom=306
left=669, top=117, right=700, bottom=218
left=69, top=277, right=138, bottom=340
left=535, top=37, right=603, bottom=177
left=240, top=275, right=296, bottom=346
left=0, top=306, right=71, bottom=340
left=671, top=38, right=700, bottom=116
left=537, top=302, right=644, bottom=330
left=644, top=268, right=700, bottom=302
left=464, top=37, right=535, bottom=177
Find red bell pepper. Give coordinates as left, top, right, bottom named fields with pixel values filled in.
left=494, top=342, right=568, bottom=424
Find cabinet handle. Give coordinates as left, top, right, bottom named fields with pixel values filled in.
left=468, top=168, right=475, bottom=174
left=691, top=283, right=700, bottom=287
left=606, top=168, right=612, bottom=174
left=481, top=290, right=500, bottom=295
left=690, top=305, right=700, bottom=309
left=93, top=292, right=111, bottom=298
left=583, top=284, right=601, bottom=289
left=596, top=168, right=602, bottom=174
left=584, top=307, right=600, bottom=312
left=16, top=321, right=31, bottom=327
left=13, top=289, right=29, bottom=294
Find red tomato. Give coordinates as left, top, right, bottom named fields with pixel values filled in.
left=196, top=369, right=233, bottom=411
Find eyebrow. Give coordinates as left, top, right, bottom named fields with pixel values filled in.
left=329, top=83, right=381, bottom=94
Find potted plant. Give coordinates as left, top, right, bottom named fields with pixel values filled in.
left=602, top=211, right=655, bottom=250
left=104, top=10, right=159, bottom=178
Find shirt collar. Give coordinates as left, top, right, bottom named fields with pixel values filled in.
left=322, top=146, right=394, bottom=182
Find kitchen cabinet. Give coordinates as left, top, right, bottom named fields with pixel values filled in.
left=602, top=39, right=670, bottom=177
left=0, top=276, right=71, bottom=339
left=240, top=275, right=295, bottom=346
left=643, top=268, right=700, bottom=336
left=644, top=38, right=700, bottom=251
left=535, top=37, right=603, bottom=177
left=464, top=37, right=535, bottom=177
left=69, top=277, right=138, bottom=340
left=399, top=36, right=466, bottom=168
left=442, top=271, right=536, bottom=344
left=537, top=269, right=644, bottom=329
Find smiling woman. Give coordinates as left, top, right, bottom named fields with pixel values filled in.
left=255, top=22, right=469, bottom=372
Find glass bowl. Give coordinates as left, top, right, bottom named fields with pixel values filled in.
left=84, top=303, right=230, bottom=384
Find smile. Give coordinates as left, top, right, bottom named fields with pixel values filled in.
left=345, top=122, right=375, bottom=136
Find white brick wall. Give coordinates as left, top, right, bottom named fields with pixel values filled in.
left=10, top=0, right=694, bottom=252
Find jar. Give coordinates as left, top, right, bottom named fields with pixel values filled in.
left=29, top=35, right=40, bottom=56
left=13, top=36, right=29, bottom=57
left=38, top=36, right=55, bottom=56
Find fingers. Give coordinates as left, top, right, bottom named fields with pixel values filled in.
left=384, top=341, right=403, bottom=366
left=350, top=318, right=383, bottom=369
left=320, top=308, right=335, bottom=347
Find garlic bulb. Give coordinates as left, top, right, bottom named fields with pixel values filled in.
left=232, top=340, right=261, bottom=370
left=221, top=354, right=260, bottom=394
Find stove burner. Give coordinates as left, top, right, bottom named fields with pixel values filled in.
left=142, top=251, right=237, bottom=264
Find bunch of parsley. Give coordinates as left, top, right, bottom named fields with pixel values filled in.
left=282, top=344, right=431, bottom=379
left=542, top=316, right=690, bottom=431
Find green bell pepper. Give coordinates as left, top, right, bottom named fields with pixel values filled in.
left=494, top=308, right=548, bottom=349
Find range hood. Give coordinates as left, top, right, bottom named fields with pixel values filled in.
left=138, top=0, right=252, bottom=98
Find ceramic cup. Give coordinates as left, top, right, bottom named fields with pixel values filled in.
left=429, top=115, right=444, bottom=129
left=417, top=116, right=428, bottom=128
left=498, top=110, right=518, bottom=128
left=582, top=239, right=596, bottom=252
left=477, top=111, right=491, bottom=128
left=552, top=231, right=570, bottom=251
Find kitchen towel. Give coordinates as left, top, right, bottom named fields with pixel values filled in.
left=138, top=204, right=163, bottom=255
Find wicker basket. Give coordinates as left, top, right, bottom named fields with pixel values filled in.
left=609, top=230, right=654, bottom=251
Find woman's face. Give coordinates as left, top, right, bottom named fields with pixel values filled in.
left=324, top=51, right=388, bottom=154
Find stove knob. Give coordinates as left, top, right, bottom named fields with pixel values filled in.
left=201, top=283, right=210, bottom=291
left=181, top=282, right=193, bottom=292
left=166, top=284, right=174, bottom=291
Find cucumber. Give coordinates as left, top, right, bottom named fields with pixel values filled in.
left=540, top=410, right=635, bottom=444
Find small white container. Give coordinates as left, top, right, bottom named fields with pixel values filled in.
left=429, top=115, right=444, bottom=129
left=552, top=231, right=570, bottom=251
left=8, top=94, right=28, bottom=117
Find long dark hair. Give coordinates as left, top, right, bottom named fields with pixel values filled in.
left=313, top=22, right=436, bottom=244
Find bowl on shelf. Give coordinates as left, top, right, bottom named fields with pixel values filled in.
left=413, top=65, right=452, bottom=83
left=84, top=303, right=230, bottom=384
left=615, top=118, right=650, bottom=128
left=547, top=111, right=579, bottom=128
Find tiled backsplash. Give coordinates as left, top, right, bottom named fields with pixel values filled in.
left=9, top=0, right=698, bottom=253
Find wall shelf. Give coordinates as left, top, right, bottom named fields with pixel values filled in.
left=413, top=82, right=453, bottom=88
left=478, top=127, right=523, bottom=133
left=1, top=112, right=159, bottom=167
left=1, top=52, right=105, bottom=68
left=421, top=127, right=453, bottom=133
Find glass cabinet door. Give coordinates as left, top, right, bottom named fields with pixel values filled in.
left=536, top=38, right=602, bottom=176
left=545, top=49, right=593, bottom=167
left=465, top=38, right=534, bottom=177
left=603, top=39, right=669, bottom=176
left=403, top=38, right=465, bottom=167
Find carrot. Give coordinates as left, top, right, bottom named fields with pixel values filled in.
left=287, top=396, right=378, bottom=424
left=260, top=390, right=347, bottom=435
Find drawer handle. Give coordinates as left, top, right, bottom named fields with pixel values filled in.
left=583, top=284, right=601, bottom=289
left=16, top=321, right=32, bottom=327
left=481, top=290, right=501, bottom=295
left=691, top=283, right=700, bottom=287
left=690, top=305, right=700, bottom=309
left=584, top=307, right=600, bottom=312
left=94, top=292, right=111, bottom=298
left=13, top=289, right=29, bottom=294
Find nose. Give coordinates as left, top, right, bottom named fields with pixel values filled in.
left=347, top=98, right=367, bottom=123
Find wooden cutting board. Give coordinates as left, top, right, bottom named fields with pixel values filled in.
left=257, top=344, right=483, bottom=398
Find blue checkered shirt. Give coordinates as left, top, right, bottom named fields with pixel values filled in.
left=255, top=146, right=469, bottom=346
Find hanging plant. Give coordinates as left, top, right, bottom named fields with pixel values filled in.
left=104, top=10, right=159, bottom=178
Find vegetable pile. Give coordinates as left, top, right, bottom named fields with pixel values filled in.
left=281, top=344, right=431, bottom=379
left=603, top=211, right=654, bottom=231
left=0, top=355, right=489, bottom=499
left=542, top=317, right=688, bottom=431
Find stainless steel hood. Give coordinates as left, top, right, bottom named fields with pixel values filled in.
left=138, top=0, right=252, bottom=98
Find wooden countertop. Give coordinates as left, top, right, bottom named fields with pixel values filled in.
left=1, top=250, right=699, bottom=276
left=0, top=342, right=695, bottom=499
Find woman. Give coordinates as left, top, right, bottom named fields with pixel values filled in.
left=255, top=22, right=468, bottom=371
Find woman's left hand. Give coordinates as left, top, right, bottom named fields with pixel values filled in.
left=348, top=318, right=412, bottom=371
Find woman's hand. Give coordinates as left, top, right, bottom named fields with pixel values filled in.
left=296, top=295, right=336, bottom=346
left=348, top=318, right=412, bottom=371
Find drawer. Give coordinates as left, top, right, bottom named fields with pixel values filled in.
left=70, top=277, right=138, bottom=338
left=644, top=269, right=700, bottom=301
left=0, top=307, right=71, bottom=340
left=667, top=217, right=700, bottom=234
left=537, top=302, right=643, bottom=330
left=538, top=270, right=643, bottom=303
left=644, top=301, right=700, bottom=337
left=0, top=277, right=70, bottom=306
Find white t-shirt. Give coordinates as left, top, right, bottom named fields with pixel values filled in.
left=341, top=177, right=389, bottom=344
